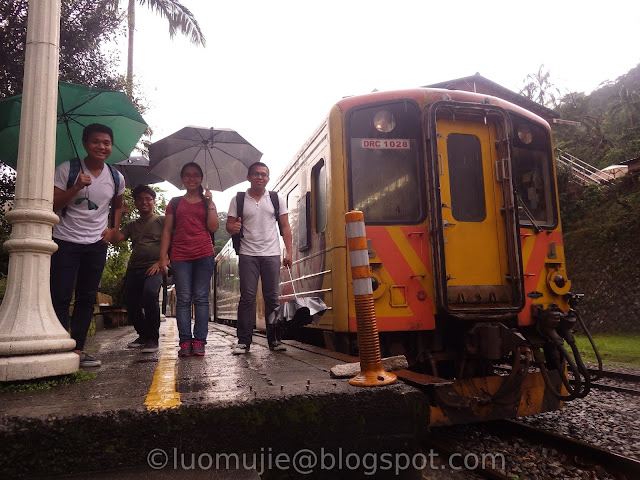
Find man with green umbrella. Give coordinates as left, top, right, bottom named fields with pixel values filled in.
left=51, top=123, right=125, bottom=368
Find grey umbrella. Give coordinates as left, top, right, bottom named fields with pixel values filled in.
left=148, top=126, right=262, bottom=191
left=114, top=156, right=164, bottom=189
left=267, top=267, right=328, bottom=329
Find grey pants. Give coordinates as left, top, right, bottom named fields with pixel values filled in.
left=237, top=254, right=281, bottom=346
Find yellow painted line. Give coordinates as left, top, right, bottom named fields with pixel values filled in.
left=144, top=321, right=181, bottom=410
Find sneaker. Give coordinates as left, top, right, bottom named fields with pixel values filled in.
left=127, top=337, right=146, bottom=348
left=178, top=341, right=192, bottom=357
left=78, top=352, right=101, bottom=368
left=269, top=341, right=287, bottom=352
left=191, top=340, right=205, bottom=356
left=232, top=343, right=250, bottom=355
left=141, top=340, right=159, bottom=353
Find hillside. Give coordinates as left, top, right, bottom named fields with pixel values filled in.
left=561, top=176, right=640, bottom=333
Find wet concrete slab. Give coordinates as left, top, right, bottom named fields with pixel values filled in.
left=0, top=321, right=428, bottom=479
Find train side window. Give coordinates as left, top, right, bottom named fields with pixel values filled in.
left=447, top=133, right=486, bottom=222
left=298, top=192, right=311, bottom=251
left=287, top=185, right=300, bottom=250
left=312, top=160, right=327, bottom=233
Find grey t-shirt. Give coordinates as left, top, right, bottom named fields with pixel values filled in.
left=120, top=214, right=165, bottom=268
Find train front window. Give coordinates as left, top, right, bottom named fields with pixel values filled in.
left=347, top=101, right=424, bottom=224
left=510, top=116, right=557, bottom=228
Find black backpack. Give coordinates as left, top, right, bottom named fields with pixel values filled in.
left=231, top=191, right=282, bottom=255
left=169, top=196, right=215, bottom=248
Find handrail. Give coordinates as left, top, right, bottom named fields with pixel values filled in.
left=556, top=150, right=615, bottom=185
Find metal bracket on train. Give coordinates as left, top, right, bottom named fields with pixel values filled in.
left=465, top=322, right=526, bottom=360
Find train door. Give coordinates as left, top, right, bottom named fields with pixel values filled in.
left=434, top=114, right=523, bottom=313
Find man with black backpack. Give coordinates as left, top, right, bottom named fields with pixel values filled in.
left=51, top=123, right=125, bottom=368
left=226, top=162, right=292, bottom=354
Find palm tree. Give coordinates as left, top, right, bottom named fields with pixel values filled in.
left=520, top=65, right=560, bottom=109
left=123, top=0, right=206, bottom=95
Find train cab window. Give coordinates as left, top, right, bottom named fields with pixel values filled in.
left=347, top=101, right=425, bottom=224
left=312, top=160, right=327, bottom=233
left=447, top=134, right=486, bottom=222
left=510, top=116, right=557, bottom=228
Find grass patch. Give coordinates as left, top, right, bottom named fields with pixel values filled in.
left=0, top=369, right=97, bottom=393
left=573, top=334, right=640, bottom=367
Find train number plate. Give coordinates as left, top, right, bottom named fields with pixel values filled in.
left=361, top=139, right=410, bottom=149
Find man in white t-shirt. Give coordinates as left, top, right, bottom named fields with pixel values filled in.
left=226, top=162, right=293, bottom=354
left=51, top=123, right=125, bottom=368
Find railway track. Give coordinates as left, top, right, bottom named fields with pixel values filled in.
left=423, top=418, right=640, bottom=479
left=492, top=419, right=640, bottom=479
left=494, top=365, right=640, bottom=396
left=585, top=367, right=640, bottom=396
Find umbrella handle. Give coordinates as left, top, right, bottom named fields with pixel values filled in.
left=287, top=266, right=298, bottom=299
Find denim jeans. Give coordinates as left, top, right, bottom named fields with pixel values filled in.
left=124, top=267, right=163, bottom=341
left=171, top=256, right=214, bottom=343
left=50, top=238, right=108, bottom=351
left=237, top=255, right=282, bottom=346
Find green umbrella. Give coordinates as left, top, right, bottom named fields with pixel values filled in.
left=0, top=81, right=147, bottom=169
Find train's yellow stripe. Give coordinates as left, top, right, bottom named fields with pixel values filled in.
left=144, top=322, right=181, bottom=410
left=386, top=227, right=432, bottom=292
left=520, top=233, right=536, bottom=271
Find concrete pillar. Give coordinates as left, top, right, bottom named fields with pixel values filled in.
left=0, top=0, right=78, bottom=381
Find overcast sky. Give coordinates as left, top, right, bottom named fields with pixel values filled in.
left=123, top=0, right=640, bottom=210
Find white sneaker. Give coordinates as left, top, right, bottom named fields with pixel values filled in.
left=232, top=343, right=250, bottom=355
left=269, top=341, right=287, bottom=351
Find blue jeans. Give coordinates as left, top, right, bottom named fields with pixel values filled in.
left=171, top=256, right=214, bottom=343
left=124, top=267, right=163, bottom=341
left=50, top=238, right=108, bottom=351
left=237, top=255, right=282, bottom=346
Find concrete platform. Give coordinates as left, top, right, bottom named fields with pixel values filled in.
left=0, top=322, right=429, bottom=479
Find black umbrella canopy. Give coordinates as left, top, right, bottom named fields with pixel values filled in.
left=114, top=156, right=164, bottom=189
left=148, top=126, right=262, bottom=191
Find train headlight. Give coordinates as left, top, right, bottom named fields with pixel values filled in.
left=517, top=124, right=533, bottom=144
left=370, top=272, right=387, bottom=299
left=546, top=268, right=571, bottom=295
left=373, top=110, right=396, bottom=133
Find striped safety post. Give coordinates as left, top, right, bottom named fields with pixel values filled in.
left=345, top=210, right=397, bottom=387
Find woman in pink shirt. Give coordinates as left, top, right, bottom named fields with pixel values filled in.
left=159, top=162, right=219, bottom=356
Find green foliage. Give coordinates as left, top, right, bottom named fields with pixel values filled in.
left=214, top=211, right=230, bottom=253
left=100, top=242, right=130, bottom=306
left=552, top=64, right=640, bottom=168
left=562, top=179, right=640, bottom=334
left=0, top=0, right=126, bottom=98
left=0, top=369, right=97, bottom=393
left=573, top=334, right=640, bottom=367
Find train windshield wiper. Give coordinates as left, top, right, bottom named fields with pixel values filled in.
left=517, top=194, right=542, bottom=233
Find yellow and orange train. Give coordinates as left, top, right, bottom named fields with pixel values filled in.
left=214, top=87, right=596, bottom=425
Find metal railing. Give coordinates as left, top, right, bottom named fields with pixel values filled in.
left=556, top=150, right=615, bottom=185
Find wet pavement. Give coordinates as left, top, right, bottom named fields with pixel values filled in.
left=0, top=321, right=429, bottom=479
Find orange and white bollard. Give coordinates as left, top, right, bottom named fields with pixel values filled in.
left=345, top=210, right=397, bottom=387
